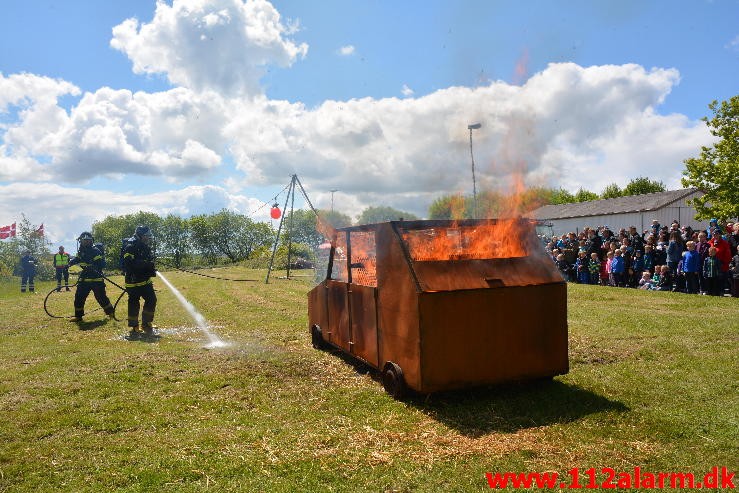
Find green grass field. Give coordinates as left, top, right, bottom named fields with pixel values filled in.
left=0, top=269, right=737, bottom=492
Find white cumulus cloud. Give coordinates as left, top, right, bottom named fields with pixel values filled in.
left=2, top=0, right=721, bottom=238
left=338, top=45, right=355, bottom=56
left=0, top=58, right=714, bottom=220
left=110, top=0, right=308, bottom=96
left=2, top=85, right=227, bottom=182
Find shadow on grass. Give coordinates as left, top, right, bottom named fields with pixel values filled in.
left=76, top=319, right=109, bottom=331
left=318, top=346, right=628, bottom=435
left=409, top=380, right=629, bottom=435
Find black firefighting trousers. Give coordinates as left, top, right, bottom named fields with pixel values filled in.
left=127, top=283, right=157, bottom=329
left=74, top=281, right=114, bottom=318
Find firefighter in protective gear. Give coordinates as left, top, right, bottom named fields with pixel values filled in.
left=54, top=245, right=71, bottom=291
left=20, top=250, right=37, bottom=293
left=68, top=232, right=114, bottom=322
left=123, top=225, right=157, bottom=337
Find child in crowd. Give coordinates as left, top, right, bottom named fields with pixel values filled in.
left=611, top=249, right=625, bottom=287
left=673, top=256, right=686, bottom=293
left=555, top=254, right=570, bottom=282
left=575, top=251, right=590, bottom=284
left=643, top=244, right=655, bottom=276
left=730, top=252, right=739, bottom=298
left=652, top=265, right=662, bottom=285
left=631, top=249, right=645, bottom=287
left=703, top=247, right=722, bottom=296
left=682, top=241, right=701, bottom=294
left=638, top=271, right=654, bottom=290
left=588, top=253, right=601, bottom=285
left=656, top=265, right=673, bottom=291
left=696, top=232, right=710, bottom=291
left=551, top=248, right=560, bottom=263
left=599, top=253, right=609, bottom=286
left=606, top=251, right=614, bottom=286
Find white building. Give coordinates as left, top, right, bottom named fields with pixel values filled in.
left=529, top=188, right=710, bottom=236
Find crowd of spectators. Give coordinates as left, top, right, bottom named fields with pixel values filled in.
left=542, top=219, right=739, bottom=297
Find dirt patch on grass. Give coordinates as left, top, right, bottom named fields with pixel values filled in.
left=569, top=334, right=638, bottom=365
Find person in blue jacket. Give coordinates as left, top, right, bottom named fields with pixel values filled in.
left=666, top=231, right=684, bottom=272
left=20, top=250, right=37, bottom=293
left=610, top=249, right=626, bottom=287
left=68, top=232, right=114, bottom=323
left=681, top=241, right=701, bottom=294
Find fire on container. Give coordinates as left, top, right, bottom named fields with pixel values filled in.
left=307, top=218, right=569, bottom=399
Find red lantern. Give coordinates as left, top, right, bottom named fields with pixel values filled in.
left=270, top=204, right=281, bottom=219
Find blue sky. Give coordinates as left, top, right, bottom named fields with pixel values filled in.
left=0, top=0, right=737, bottom=246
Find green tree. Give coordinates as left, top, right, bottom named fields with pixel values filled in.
left=280, top=209, right=351, bottom=249
left=2, top=215, right=53, bottom=279
left=356, top=206, right=418, bottom=225
left=0, top=240, right=17, bottom=277
left=550, top=188, right=577, bottom=204
left=600, top=183, right=623, bottom=199
left=158, top=214, right=190, bottom=267
left=318, top=210, right=352, bottom=229
left=190, top=209, right=270, bottom=263
left=428, top=194, right=469, bottom=219
left=682, top=96, right=739, bottom=220
left=574, top=188, right=599, bottom=202
left=92, top=211, right=160, bottom=268
left=622, top=177, right=666, bottom=196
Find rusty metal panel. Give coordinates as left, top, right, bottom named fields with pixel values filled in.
left=375, top=223, right=422, bottom=391
left=307, top=283, right=328, bottom=334
left=417, top=282, right=568, bottom=392
left=326, top=280, right=350, bottom=351
left=348, top=284, right=379, bottom=367
left=412, top=256, right=563, bottom=291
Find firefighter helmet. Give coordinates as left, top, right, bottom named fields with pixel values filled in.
left=134, top=225, right=153, bottom=245
left=77, top=231, right=94, bottom=250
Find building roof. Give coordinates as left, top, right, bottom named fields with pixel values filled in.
left=529, top=188, right=700, bottom=220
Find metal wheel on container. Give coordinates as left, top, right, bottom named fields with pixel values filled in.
left=311, top=324, right=327, bottom=350
left=382, top=361, right=407, bottom=400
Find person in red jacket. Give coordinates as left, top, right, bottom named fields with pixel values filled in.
left=709, top=228, right=732, bottom=296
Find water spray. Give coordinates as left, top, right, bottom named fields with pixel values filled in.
left=156, top=272, right=228, bottom=349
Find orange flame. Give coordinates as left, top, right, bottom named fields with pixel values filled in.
left=401, top=219, right=535, bottom=261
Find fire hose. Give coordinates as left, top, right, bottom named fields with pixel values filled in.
left=156, top=258, right=259, bottom=282
left=43, top=270, right=127, bottom=321
left=45, top=258, right=260, bottom=321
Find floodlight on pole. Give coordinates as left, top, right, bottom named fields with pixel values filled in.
left=329, top=189, right=339, bottom=212
left=467, top=123, right=482, bottom=218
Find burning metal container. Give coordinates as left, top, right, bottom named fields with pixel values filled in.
left=307, top=219, right=568, bottom=398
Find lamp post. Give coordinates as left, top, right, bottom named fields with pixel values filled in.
left=467, top=122, right=482, bottom=218
left=329, top=189, right=339, bottom=212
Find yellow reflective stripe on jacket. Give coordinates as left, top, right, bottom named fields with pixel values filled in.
left=123, top=253, right=134, bottom=259
left=125, top=279, right=153, bottom=288
left=79, top=278, right=104, bottom=282
left=93, top=255, right=102, bottom=261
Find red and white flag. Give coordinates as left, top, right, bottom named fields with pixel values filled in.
left=0, top=222, right=16, bottom=240
left=35, top=223, right=44, bottom=237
